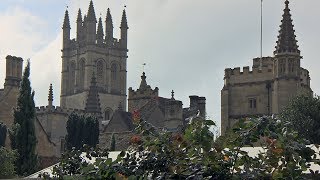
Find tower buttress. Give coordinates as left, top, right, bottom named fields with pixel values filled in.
left=105, top=8, right=114, bottom=46
left=120, top=9, right=128, bottom=49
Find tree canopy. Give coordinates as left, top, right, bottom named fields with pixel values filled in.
left=281, top=95, right=320, bottom=144
left=66, top=113, right=99, bottom=150
left=0, top=122, right=7, bottom=147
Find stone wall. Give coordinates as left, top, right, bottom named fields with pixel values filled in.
left=99, top=131, right=133, bottom=150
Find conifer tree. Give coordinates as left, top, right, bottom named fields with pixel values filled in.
left=66, top=113, right=99, bottom=150
left=10, top=61, right=37, bottom=176
left=0, top=122, right=7, bottom=147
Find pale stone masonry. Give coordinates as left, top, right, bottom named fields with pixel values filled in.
left=60, top=0, right=128, bottom=117
left=221, top=0, right=313, bottom=135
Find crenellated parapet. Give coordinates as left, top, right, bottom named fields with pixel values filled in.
left=36, top=106, right=85, bottom=115
left=224, top=61, right=273, bottom=87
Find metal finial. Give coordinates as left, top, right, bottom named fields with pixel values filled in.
left=124, top=4, right=127, bottom=8
left=142, top=63, right=146, bottom=72
left=171, top=90, right=175, bottom=100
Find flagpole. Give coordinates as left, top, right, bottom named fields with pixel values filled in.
left=259, top=0, right=263, bottom=70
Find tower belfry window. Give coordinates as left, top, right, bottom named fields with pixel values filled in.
left=97, top=61, right=103, bottom=84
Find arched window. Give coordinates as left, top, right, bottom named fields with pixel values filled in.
left=97, top=60, right=104, bottom=84
left=111, top=64, right=118, bottom=81
left=79, top=60, right=85, bottom=89
left=69, top=61, right=76, bottom=93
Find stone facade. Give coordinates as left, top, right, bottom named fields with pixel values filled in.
left=221, top=0, right=313, bottom=135
left=60, top=1, right=128, bottom=119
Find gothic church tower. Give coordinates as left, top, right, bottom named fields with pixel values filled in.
left=60, top=0, right=128, bottom=119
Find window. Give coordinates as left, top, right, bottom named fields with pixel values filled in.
left=111, top=64, right=117, bottom=80
left=249, top=98, right=257, bottom=109
left=97, top=61, right=103, bottom=84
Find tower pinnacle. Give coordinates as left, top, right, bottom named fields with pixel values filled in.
left=97, top=17, right=104, bottom=44
left=139, top=72, right=148, bottom=90
left=87, top=0, right=97, bottom=22
left=48, top=84, right=53, bottom=108
left=85, top=73, right=102, bottom=116
left=120, top=9, right=128, bottom=29
left=62, top=9, right=70, bottom=29
left=274, top=0, right=300, bottom=55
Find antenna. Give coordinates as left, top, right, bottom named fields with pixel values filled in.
left=259, top=0, right=263, bottom=70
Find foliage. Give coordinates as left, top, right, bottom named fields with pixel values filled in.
left=66, top=113, right=99, bottom=150
left=9, top=61, right=38, bottom=176
left=45, top=113, right=320, bottom=179
left=281, top=95, right=320, bottom=144
left=0, top=122, right=7, bottom=147
left=0, top=147, right=18, bottom=178
left=110, top=133, right=116, bottom=151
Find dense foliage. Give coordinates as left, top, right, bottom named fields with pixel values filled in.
left=0, top=122, right=7, bottom=147
left=65, top=113, right=99, bottom=150
left=281, top=95, right=320, bottom=144
left=0, top=147, right=18, bottom=178
left=10, top=61, right=38, bottom=176
left=44, top=112, right=320, bottom=179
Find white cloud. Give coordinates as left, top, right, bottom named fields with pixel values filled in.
left=0, top=6, right=50, bottom=89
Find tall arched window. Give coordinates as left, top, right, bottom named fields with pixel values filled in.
left=111, top=63, right=119, bottom=93
left=97, top=60, right=104, bottom=85
left=69, top=61, right=76, bottom=94
left=111, top=64, right=118, bottom=81
left=79, top=60, right=85, bottom=90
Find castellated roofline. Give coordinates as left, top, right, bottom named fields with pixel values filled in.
left=224, top=65, right=272, bottom=78
left=36, top=106, right=85, bottom=115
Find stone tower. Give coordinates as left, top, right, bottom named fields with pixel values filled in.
left=60, top=1, right=128, bottom=120
left=221, top=0, right=312, bottom=135
left=272, top=0, right=302, bottom=114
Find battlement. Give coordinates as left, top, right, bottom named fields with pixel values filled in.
left=128, top=86, right=159, bottom=100
left=224, top=63, right=273, bottom=85
left=36, top=106, right=85, bottom=115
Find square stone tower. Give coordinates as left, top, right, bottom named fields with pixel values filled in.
left=221, top=0, right=313, bottom=135
left=60, top=1, right=128, bottom=119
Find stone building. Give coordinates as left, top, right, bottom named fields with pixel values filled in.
left=0, top=0, right=206, bottom=165
left=221, top=0, right=313, bottom=135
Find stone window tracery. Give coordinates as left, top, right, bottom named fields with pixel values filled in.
left=97, top=61, right=103, bottom=84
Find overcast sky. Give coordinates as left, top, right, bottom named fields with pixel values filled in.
left=1, top=0, right=320, bottom=132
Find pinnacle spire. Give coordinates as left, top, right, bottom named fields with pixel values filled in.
left=106, top=8, right=113, bottom=23
left=97, top=17, right=104, bottom=43
left=274, top=0, right=300, bottom=55
left=139, top=72, right=148, bottom=90
left=85, top=73, right=102, bottom=116
left=77, top=9, right=82, bottom=22
left=63, top=9, right=70, bottom=29
left=87, top=0, right=97, bottom=22
left=48, top=84, right=53, bottom=107
left=171, top=90, right=175, bottom=100
left=120, top=9, right=128, bottom=28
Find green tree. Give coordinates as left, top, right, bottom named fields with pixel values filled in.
left=281, top=95, right=320, bottom=144
left=0, top=147, right=18, bottom=178
left=66, top=113, right=99, bottom=150
left=10, top=61, right=38, bottom=176
left=110, top=133, right=116, bottom=151
left=0, top=122, right=7, bottom=147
